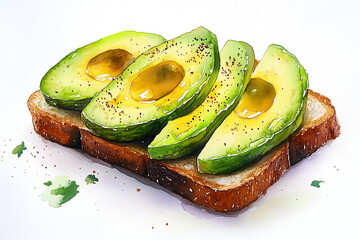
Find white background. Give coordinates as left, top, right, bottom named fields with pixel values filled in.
left=0, top=0, right=359, bottom=239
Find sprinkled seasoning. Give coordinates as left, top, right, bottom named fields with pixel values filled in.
left=82, top=27, right=218, bottom=143
left=148, top=40, right=254, bottom=160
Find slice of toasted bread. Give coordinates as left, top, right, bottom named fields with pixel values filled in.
left=27, top=89, right=340, bottom=212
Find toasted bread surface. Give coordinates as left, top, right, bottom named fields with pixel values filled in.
left=27, top=89, right=340, bottom=212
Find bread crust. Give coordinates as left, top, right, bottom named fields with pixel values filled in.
left=81, top=129, right=150, bottom=176
left=27, top=91, right=82, bottom=148
left=289, top=89, right=340, bottom=165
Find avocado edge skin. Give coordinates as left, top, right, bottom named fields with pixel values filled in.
left=42, top=92, right=91, bottom=111
left=147, top=128, right=208, bottom=160
left=148, top=41, right=255, bottom=160
left=197, top=44, right=309, bottom=175
left=81, top=110, right=168, bottom=142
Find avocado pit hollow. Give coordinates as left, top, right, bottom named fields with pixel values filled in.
left=235, top=78, right=276, bottom=119
left=130, top=61, right=185, bottom=102
left=86, top=49, right=135, bottom=81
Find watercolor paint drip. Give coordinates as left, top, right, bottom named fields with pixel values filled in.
left=85, top=174, right=99, bottom=184
left=12, top=141, right=27, bottom=158
left=40, top=175, right=79, bottom=208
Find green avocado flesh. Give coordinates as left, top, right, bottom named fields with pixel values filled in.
left=81, top=27, right=220, bottom=141
left=148, top=40, right=255, bottom=160
left=40, top=31, right=166, bottom=110
left=197, top=44, right=308, bottom=174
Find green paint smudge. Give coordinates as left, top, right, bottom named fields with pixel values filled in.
left=85, top=174, right=99, bottom=185
left=311, top=180, right=325, bottom=188
left=44, top=181, right=52, bottom=186
left=12, top=141, right=27, bottom=157
left=40, top=176, right=79, bottom=208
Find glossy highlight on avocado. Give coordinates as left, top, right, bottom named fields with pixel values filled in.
left=198, top=44, right=308, bottom=174
left=86, top=49, right=135, bottom=81
left=234, top=78, right=276, bottom=119
left=81, top=27, right=220, bottom=142
left=130, top=61, right=185, bottom=102
left=40, top=31, right=166, bottom=110
left=148, top=40, right=255, bottom=160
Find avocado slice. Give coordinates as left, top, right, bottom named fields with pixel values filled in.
left=197, top=44, right=308, bottom=174
left=40, top=31, right=166, bottom=110
left=148, top=40, right=255, bottom=159
left=81, top=27, right=220, bottom=142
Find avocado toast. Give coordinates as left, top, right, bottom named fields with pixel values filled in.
left=27, top=27, right=340, bottom=212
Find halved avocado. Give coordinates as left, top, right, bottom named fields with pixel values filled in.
left=40, top=31, right=165, bottom=110
left=81, top=27, right=220, bottom=142
left=197, top=44, right=308, bottom=174
left=148, top=40, right=255, bottom=159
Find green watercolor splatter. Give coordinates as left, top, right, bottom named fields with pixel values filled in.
left=44, top=181, right=52, bottom=186
left=40, top=176, right=79, bottom=208
left=85, top=174, right=99, bottom=185
left=311, top=180, right=325, bottom=188
left=12, top=141, right=27, bottom=157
